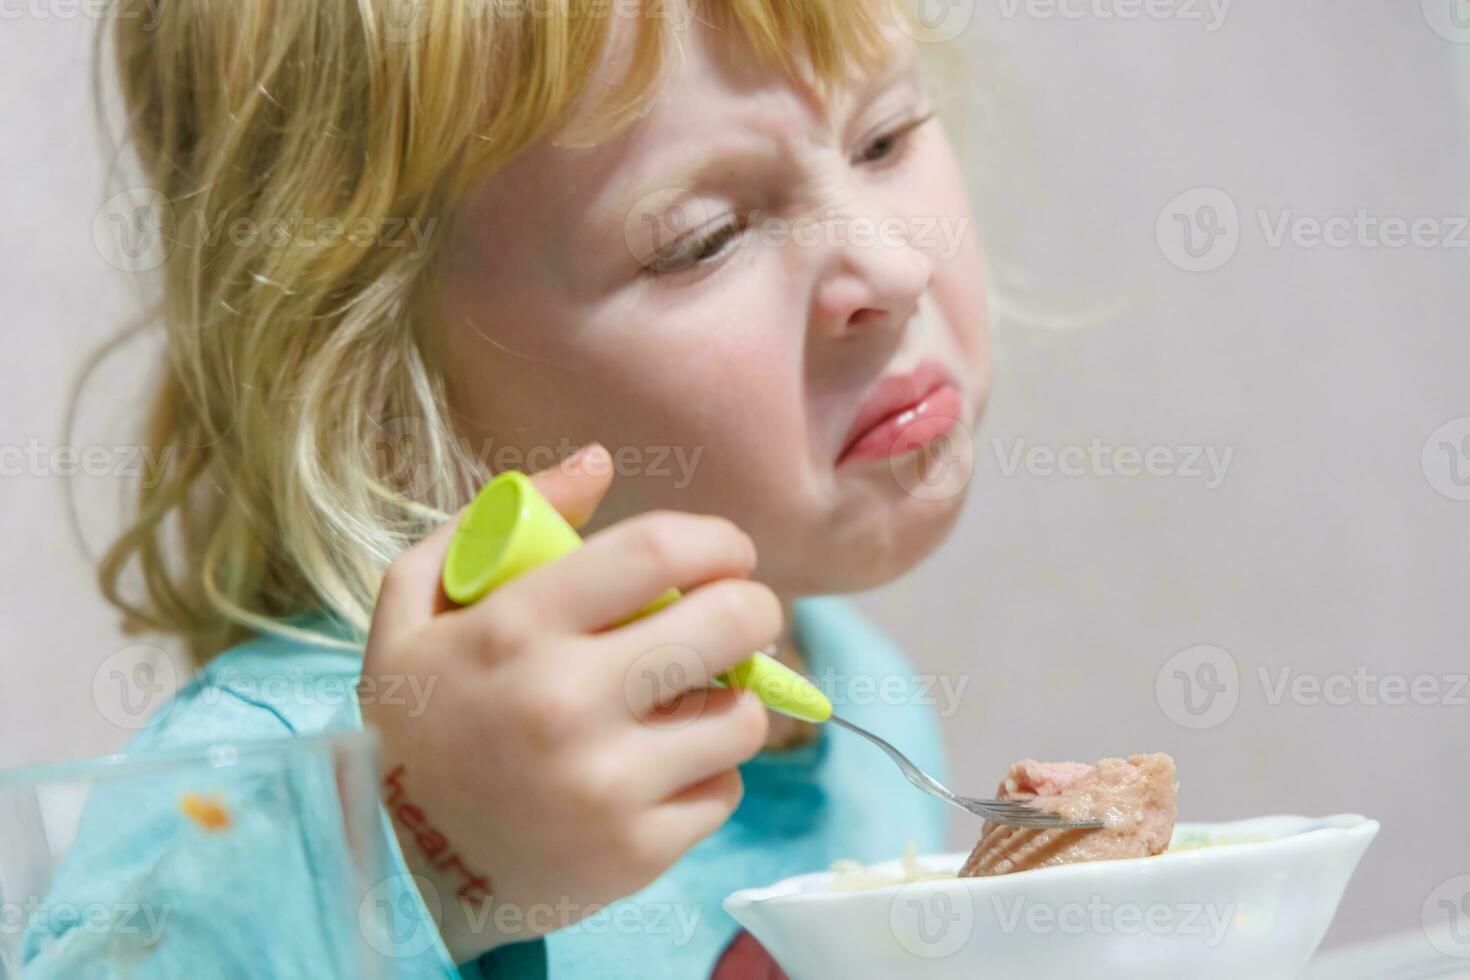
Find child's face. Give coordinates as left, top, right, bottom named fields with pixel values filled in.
left=438, top=21, right=990, bottom=596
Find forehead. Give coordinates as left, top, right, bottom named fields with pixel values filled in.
left=600, top=21, right=915, bottom=195
left=446, top=15, right=913, bottom=274
left=612, top=34, right=817, bottom=189
left=570, top=9, right=916, bottom=148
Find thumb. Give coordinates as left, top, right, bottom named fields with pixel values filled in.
left=371, top=442, right=614, bottom=633
left=528, top=442, right=613, bottom=529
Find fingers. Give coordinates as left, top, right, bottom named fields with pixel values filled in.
left=637, top=769, right=746, bottom=865
left=371, top=442, right=609, bottom=644
left=527, top=443, right=614, bottom=529
left=624, top=687, right=770, bottom=800
left=478, top=510, right=759, bottom=637
left=370, top=509, right=465, bottom=648
left=614, top=579, right=783, bottom=714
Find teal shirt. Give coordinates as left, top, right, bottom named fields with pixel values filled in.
left=23, top=597, right=949, bottom=979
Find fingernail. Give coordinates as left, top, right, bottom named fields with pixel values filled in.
left=567, top=442, right=602, bottom=468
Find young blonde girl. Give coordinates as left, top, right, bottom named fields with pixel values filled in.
left=44, top=0, right=992, bottom=974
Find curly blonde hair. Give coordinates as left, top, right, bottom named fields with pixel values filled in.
left=86, top=0, right=911, bottom=664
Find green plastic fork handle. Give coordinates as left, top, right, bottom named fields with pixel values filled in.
left=442, top=470, right=833, bottom=723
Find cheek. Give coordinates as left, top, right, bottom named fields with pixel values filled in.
left=580, top=317, right=818, bottom=531
left=910, top=136, right=991, bottom=375
left=635, top=307, right=809, bottom=467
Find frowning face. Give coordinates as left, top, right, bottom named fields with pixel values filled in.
left=437, top=19, right=990, bottom=597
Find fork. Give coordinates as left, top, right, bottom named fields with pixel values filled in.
left=826, top=715, right=1105, bottom=830
left=442, top=470, right=1103, bottom=832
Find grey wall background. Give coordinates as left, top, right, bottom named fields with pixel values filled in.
left=2, top=0, right=1466, bottom=956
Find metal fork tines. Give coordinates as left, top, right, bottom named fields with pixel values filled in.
left=828, top=716, right=1105, bottom=831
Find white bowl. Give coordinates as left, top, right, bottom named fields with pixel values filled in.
left=724, top=814, right=1378, bottom=980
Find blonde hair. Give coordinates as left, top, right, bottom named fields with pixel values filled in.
left=87, top=0, right=908, bottom=664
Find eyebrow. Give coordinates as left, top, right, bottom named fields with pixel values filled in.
left=610, top=49, right=924, bottom=219
left=840, top=45, right=923, bottom=121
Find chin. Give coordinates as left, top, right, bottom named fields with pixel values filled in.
left=777, top=460, right=975, bottom=596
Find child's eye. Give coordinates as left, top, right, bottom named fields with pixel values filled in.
left=647, top=217, right=744, bottom=275
left=853, top=111, right=936, bottom=167
left=858, top=134, right=897, bottom=163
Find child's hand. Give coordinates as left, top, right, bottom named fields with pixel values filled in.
left=359, top=444, right=778, bottom=962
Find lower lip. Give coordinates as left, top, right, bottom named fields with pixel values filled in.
left=838, top=383, right=963, bottom=466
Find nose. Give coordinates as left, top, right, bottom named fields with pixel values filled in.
left=810, top=210, right=933, bottom=339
